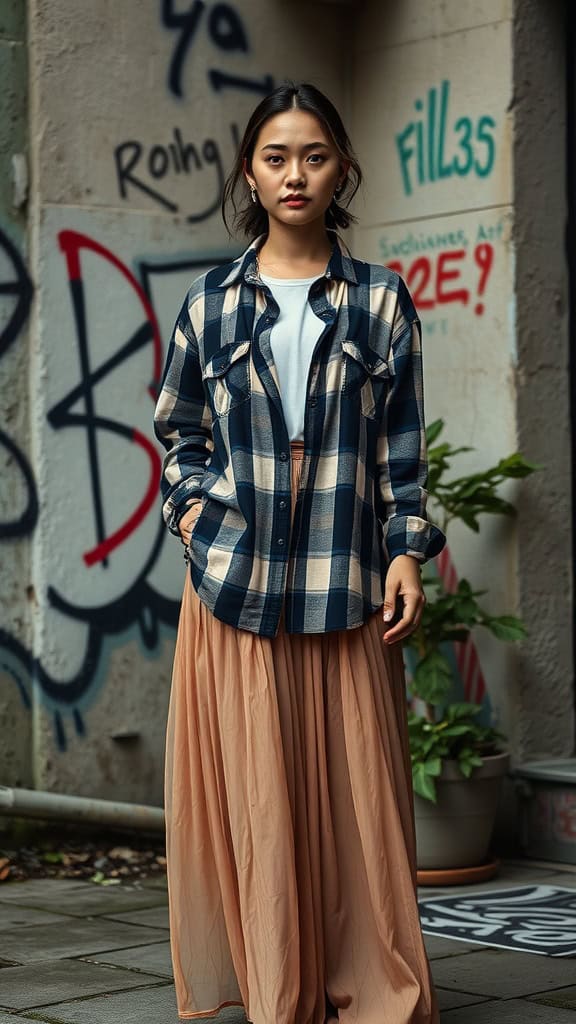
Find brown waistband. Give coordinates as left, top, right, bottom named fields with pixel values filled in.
left=290, top=440, right=305, bottom=460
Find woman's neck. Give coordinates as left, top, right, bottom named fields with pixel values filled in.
left=257, top=219, right=333, bottom=279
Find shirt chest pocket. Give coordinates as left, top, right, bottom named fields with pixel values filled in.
left=203, top=340, right=252, bottom=418
left=341, top=340, right=390, bottom=420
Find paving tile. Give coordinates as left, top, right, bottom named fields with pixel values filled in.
left=435, top=987, right=490, bottom=1011
left=530, top=985, right=576, bottom=1010
left=507, top=858, right=576, bottom=877
left=138, top=876, right=168, bottom=891
left=0, top=958, right=162, bottom=1009
left=32, top=983, right=185, bottom=1023
left=425, top=933, right=483, bottom=959
left=0, top=904, right=68, bottom=930
left=420, top=878, right=563, bottom=901
left=34, top=986, right=248, bottom=1024
left=84, top=940, right=173, bottom=977
left=101, top=904, right=169, bottom=929
left=527, top=873, right=576, bottom=889
left=0, top=1015, right=38, bottom=1023
left=441, top=996, right=576, bottom=1022
left=432, top=948, right=576, bottom=999
left=0, top=884, right=167, bottom=918
left=494, top=863, right=571, bottom=881
left=0, top=879, right=91, bottom=902
left=0, top=917, right=168, bottom=965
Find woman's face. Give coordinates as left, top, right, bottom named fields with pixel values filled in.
left=244, top=108, right=347, bottom=228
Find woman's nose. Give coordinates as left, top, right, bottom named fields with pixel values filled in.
left=285, top=163, right=305, bottom=185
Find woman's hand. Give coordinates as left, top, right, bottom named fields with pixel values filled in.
left=382, top=554, right=425, bottom=644
left=178, top=500, right=203, bottom=547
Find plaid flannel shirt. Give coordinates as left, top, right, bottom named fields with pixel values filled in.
left=153, top=229, right=445, bottom=637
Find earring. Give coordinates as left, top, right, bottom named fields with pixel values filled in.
left=333, top=183, right=343, bottom=202
left=250, top=185, right=257, bottom=204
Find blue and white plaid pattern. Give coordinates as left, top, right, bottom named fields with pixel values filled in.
left=154, top=230, right=445, bottom=636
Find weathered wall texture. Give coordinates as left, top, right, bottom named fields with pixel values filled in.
left=0, top=0, right=572, bottom=803
left=511, top=0, right=573, bottom=760
left=350, top=0, right=517, bottom=738
left=2, top=0, right=349, bottom=801
left=0, top=0, right=34, bottom=788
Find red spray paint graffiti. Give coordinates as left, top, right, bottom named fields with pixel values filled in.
left=54, top=231, right=163, bottom=567
left=387, top=242, right=494, bottom=316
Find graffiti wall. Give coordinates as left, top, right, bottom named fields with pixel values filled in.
left=2, top=0, right=569, bottom=799
left=0, top=0, right=347, bottom=800
left=352, top=3, right=517, bottom=731
left=0, top=1, right=35, bottom=789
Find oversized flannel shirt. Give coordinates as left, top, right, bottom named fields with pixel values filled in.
left=153, top=229, right=446, bottom=637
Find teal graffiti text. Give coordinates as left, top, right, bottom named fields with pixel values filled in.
left=395, top=80, right=496, bottom=196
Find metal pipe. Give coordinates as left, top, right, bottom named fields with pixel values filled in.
left=0, top=786, right=165, bottom=832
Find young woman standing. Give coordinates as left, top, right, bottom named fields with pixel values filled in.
left=154, top=81, right=445, bottom=1024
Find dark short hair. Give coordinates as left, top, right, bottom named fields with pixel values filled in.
left=221, top=80, right=363, bottom=238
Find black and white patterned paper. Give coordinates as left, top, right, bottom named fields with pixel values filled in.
left=419, top=885, right=576, bottom=956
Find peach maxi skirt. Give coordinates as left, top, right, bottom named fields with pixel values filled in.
left=165, top=440, right=439, bottom=1024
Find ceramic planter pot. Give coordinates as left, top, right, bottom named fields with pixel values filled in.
left=414, top=751, right=510, bottom=870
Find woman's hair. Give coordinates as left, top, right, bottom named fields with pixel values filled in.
left=221, top=80, right=363, bottom=238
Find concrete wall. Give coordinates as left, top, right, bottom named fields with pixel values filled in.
left=0, top=0, right=572, bottom=804
left=1, top=0, right=348, bottom=801
left=0, top=0, right=34, bottom=789
left=511, top=0, right=573, bottom=760
left=350, top=0, right=573, bottom=764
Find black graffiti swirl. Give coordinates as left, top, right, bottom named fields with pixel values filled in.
left=0, top=227, right=38, bottom=538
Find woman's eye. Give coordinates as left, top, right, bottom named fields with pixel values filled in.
left=266, top=156, right=283, bottom=165
left=308, top=154, right=325, bottom=164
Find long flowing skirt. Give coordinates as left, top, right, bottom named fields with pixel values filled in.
left=165, top=441, right=439, bottom=1024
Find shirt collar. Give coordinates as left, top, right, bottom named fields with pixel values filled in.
left=218, top=228, right=359, bottom=288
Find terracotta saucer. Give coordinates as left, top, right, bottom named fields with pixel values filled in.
left=417, top=858, right=500, bottom=887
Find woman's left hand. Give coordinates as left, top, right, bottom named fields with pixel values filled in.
left=382, top=554, right=426, bottom=644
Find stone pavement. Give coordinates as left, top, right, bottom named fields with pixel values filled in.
left=0, top=860, right=575, bottom=1022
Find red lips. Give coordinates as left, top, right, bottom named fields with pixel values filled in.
left=282, top=194, right=309, bottom=202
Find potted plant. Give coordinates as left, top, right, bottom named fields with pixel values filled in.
left=404, top=419, right=537, bottom=881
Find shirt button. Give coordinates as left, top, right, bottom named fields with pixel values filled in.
left=277, top=538, right=285, bottom=546
left=279, top=451, right=288, bottom=461
left=309, top=397, right=317, bottom=407
left=279, top=500, right=287, bottom=509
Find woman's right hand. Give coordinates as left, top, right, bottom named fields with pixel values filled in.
left=178, top=500, right=203, bottom=547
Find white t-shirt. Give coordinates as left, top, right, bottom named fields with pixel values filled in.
left=259, top=273, right=325, bottom=442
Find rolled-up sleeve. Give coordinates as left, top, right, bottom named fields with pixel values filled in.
left=376, top=276, right=446, bottom=564
left=153, top=293, right=213, bottom=536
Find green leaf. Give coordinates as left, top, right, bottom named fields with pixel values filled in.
left=411, top=650, right=453, bottom=704
left=426, top=419, right=445, bottom=446
left=486, top=616, right=527, bottom=642
left=458, top=511, right=481, bottom=532
left=495, top=453, right=540, bottom=478
left=42, top=851, right=64, bottom=864
left=423, top=757, right=442, bottom=776
left=448, top=702, right=483, bottom=720
left=442, top=724, right=474, bottom=737
left=413, top=763, right=437, bottom=802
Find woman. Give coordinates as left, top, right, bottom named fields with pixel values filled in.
left=154, top=81, right=445, bottom=1024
